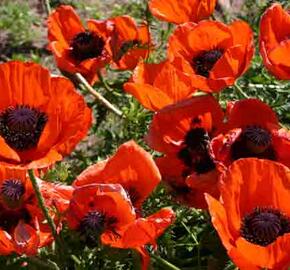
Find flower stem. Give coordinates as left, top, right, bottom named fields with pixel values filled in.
left=28, top=170, right=59, bottom=244
left=75, top=73, right=123, bottom=117
left=234, top=82, right=249, bottom=99
left=43, top=0, right=51, bottom=14
left=150, top=253, right=181, bottom=270
left=27, top=257, right=60, bottom=270
left=97, top=70, right=113, bottom=92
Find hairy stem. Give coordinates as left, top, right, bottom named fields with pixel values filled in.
left=28, top=170, right=60, bottom=245
left=234, top=82, right=249, bottom=99
left=151, top=253, right=181, bottom=270
left=76, top=73, right=123, bottom=117
left=44, top=0, right=51, bottom=15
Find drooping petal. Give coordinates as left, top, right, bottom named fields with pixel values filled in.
left=73, top=141, right=160, bottom=208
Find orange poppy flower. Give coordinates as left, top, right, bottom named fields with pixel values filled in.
left=168, top=20, right=254, bottom=92
left=66, top=183, right=136, bottom=243
left=146, top=95, right=224, bottom=208
left=211, top=98, right=290, bottom=168
left=149, top=0, right=217, bottom=24
left=259, top=3, right=290, bottom=80
left=109, top=15, right=151, bottom=70
left=67, top=183, right=175, bottom=269
left=124, top=59, right=196, bottom=111
left=102, top=207, right=175, bottom=270
left=0, top=166, right=71, bottom=255
left=206, top=158, right=290, bottom=270
left=0, top=61, right=92, bottom=169
left=73, top=140, right=161, bottom=209
left=47, top=5, right=112, bottom=85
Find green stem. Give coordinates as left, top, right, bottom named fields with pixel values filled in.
left=44, top=0, right=51, bottom=15
left=28, top=170, right=59, bottom=245
left=151, top=253, right=181, bottom=270
left=27, top=257, right=60, bottom=270
left=234, top=82, right=249, bottom=99
left=75, top=73, right=123, bottom=117
left=97, top=70, right=113, bottom=92
left=181, top=221, right=201, bottom=269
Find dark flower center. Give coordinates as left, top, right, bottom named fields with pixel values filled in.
left=0, top=105, right=48, bottom=151
left=178, top=127, right=216, bottom=175
left=127, top=187, right=140, bottom=206
left=243, top=126, right=272, bottom=148
left=0, top=204, right=31, bottom=233
left=71, top=31, right=105, bottom=62
left=80, top=211, right=119, bottom=246
left=1, top=179, right=25, bottom=202
left=240, top=207, right=290, bottom=246
left=114, top=39, right=141, bottom=61
left=192, top=49, right=223, bottom=77
left=231, top=125, right=275, bottom=161
left=80, top=211, right=105, bottom=234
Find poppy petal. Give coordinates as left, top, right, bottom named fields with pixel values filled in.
left=74, top=141, right=161, bottom=208
left=168, top=21, right=233, bottom=61
left=0, top=231, right=14, bottom=255
left=149, top=0, right=193, bottom=24
left=101, top=208, right=175, bottom=248
left=235, top=236, right=290, bottom=269
left=0, top=137, right=20, bottom=163
left=149, top=0, right=216, bottom=24
left=186, top=170, right=220, bottom=209
left=47, top=5, right=85, bottom=46
left=205, top=194, right=235, bottom=251
left=220, top=159, right=290, bottom=232
left=226, top=99, right=279, bottom=130
left=259, top=3, right=290, bottom=79
left=272, top=129, right=290, bottom=168
left=268, top=39, right=290, bottom=67
left=259, top=3, right=290, bottom=53
left=146, top=95, right=223, bottom=154
left=124, top=60, right=195, bottom=111
left=14, top=221, right=40, bottom=256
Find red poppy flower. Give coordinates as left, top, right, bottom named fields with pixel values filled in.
left=0, top=61, right=91, bottom=169
left=259, top=3, right=290, bottom=80
left=66, top=183, right=136, bottom=241
left=124, top=60, right=196, bottom=111
left=73, top=140, right=161, bottom=209
left=168, top=20, right=254, bottom=92
left=206, top=158, right=290, bottom=270
left=67, top=183, right=175, bottom=269
left=109, top=15, right=151, bottom=70
left=211, top=98, right=290, bottom=168
left=0, top=166, right=71, bottom=255
left=47, top=5, right=112, bottom=85
left=149, top=0, right=217, bottom=24
left=146, top=95, right=224, bottom=208
left=102, top=207, right=175, bottom=270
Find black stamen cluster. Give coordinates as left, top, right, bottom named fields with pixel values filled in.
left=1, top=179, right=25, bottom=201
left=71, top=31, right=105, bottom=62
left=240, top=207, right=290, bottom=246
left=178, top=127, right=215, bottom=175
left=0, top=105, right=47, bottom=151
left=192, top=49, right=223, bottom=77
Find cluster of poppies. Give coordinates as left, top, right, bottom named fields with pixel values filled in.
left=0, top=60, right=175, bottom=268
left=135, top=2, right=289, bottom=269
left=0, top=0, right=289, bottom=269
